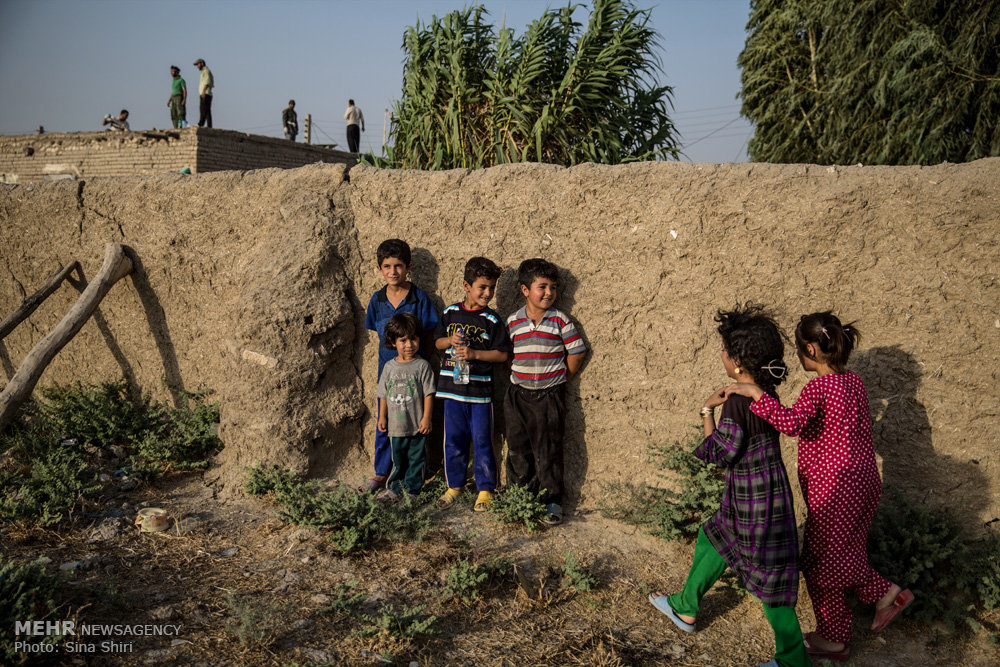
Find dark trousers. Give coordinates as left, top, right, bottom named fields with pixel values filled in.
left=170, top=95, right=186, bottom=128
left=198, top=95, right=213, bottom=127
left=504, top=383, right=565, bottom=504
left=346, top=124, right=360, bottom=152
left=387, top=435, right=427, bottom=495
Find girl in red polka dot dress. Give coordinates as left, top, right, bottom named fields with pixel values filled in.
left=726, top=312, right=913, bottom=661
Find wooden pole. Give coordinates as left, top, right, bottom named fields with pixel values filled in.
left=304, top=114, right=311, bottom=145
left=0, top=243, right=133, bottom=432
left=0, top=262, right=80, bottom=340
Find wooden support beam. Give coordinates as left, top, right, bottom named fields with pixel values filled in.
left=0, top=261, right=80, bottom=340
left=0, top=243, right=133, bottom=432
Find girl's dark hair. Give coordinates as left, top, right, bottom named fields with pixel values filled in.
left=795, top=311, right=860, bottom=373
left=715, top=303, right=788, bottom=396
left=383, top=312, right=423, bottom=348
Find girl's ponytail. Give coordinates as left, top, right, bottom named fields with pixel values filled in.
left=796, top=312, right=861, bottom=373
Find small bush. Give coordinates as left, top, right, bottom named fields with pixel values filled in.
left=970, top=532, right=1000, bottom=611
left=0, top=381, right=222, bottom=527
left=868, top=489, right=977, bottom=628
left=560, top=552, right=599, bottom=592
left=0, top=446, right=100, bottom=526
left=353, top=603, right=437, bottom=638
left=36, top=381, right=159, bottom=452
left=488, top=484, right=548, bottom=531
left=599, top=433, right=723, bottom=542
left=0, top=557, right=64, bottom=663
left=243, top=465, right=434, bottom=553
left=319, top=580, right=366, bottom=615
left=223, top=592, right=292, bottom=647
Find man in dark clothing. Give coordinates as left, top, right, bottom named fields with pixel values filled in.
left=282, top=100, right=298, bottom=141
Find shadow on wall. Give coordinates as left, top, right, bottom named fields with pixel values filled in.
left=852, top=346, right=991, bottom=531
left=125, top=248, right=187, bottom=407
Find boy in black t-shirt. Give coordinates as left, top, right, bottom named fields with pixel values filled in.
left=433, top=257, right=512, bottom=512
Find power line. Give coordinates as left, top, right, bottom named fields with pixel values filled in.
left=684, top=116, right=744, bottom=148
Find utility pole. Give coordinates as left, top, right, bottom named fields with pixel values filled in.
left=382, top=108, right=389, bottom=151
left=304, top=114, right=311, bottom=145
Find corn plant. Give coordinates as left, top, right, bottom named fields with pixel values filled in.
left=377, top=0, right=679, bottom=170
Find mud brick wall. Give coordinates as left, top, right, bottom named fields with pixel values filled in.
left=1, top=159, right=998, bottom=533
left=0, top=128, right=354, bottom=183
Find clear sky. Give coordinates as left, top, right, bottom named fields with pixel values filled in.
left=0, top=0, right=753, bottom=163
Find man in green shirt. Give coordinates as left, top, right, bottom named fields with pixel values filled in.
left=167, top=65, right=187, bottom=128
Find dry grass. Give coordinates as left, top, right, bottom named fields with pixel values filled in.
left=1, top=474, right=997, bottom=666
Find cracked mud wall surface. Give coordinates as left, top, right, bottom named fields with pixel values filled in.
left=0, top=164, right=366, bottom=490
left=2, top=159, right=1000, bottom=529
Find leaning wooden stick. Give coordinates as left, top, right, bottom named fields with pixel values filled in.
left=0, top=261, right=80, bottom=340
left=0, top=243, right=132, bottom=432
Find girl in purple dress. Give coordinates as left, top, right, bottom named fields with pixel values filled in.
left=649, top=305, right=807, bottom=667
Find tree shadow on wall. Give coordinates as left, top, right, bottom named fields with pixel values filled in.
left=124, top=248, right=186, bottom=407
left=67, top=262, right=138, bottom=390
left=852, top=346, right=988, bottom=529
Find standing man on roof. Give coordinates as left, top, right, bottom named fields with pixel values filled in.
left=193, top=58, right=214, bottom=127
left=167, top=65, right=187, bottom=128
left=344, top=99, right=364, bottom=153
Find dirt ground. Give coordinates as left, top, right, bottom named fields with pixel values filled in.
left=3, top=472, right=997, bottom=667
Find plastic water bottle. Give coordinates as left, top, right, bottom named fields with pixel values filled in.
left=451, top=333, right=469, bottom=384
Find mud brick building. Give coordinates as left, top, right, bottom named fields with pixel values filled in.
left=0, top=127, right=355, bottom=182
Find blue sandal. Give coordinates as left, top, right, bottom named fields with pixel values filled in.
left=648, top=593, right=696, bottom=633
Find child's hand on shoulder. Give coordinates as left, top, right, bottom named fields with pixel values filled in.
left=418, top=416, right=432, bottom=434
left=723, top=382, right=765, bottom=401
left=704, top=387, right=727, bottom=409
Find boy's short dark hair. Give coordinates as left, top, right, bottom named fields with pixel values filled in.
left=383, top=312, right=423, bottom=348
left=463, top=256, right=501, bottom=284
left=517, top=258, right=559, bottom=288
left=376, top=239, right=411, bottom=266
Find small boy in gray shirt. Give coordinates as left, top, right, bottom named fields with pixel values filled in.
left=377, top=313, right=436, bottom=498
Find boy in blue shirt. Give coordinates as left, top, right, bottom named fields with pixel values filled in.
left=433, top=257, right=512, bottom=512
left=361, top=239, right=439, bottom=493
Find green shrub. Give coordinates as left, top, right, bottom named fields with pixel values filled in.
left=36, top=381, right=159, bottom=451
left=133, top=388, right=221, bottom=465
left=353, top=603, right=436, bottom=639
left=560, top=552, right=599, bottom=592
left=319, top=580, right=366, bottom=615
left=0, top=557, right=64, bottom=663
left=488, top=484, right=548, bottom=531
left=0, top=381, right=222, bottom=526
left=223, top=592, right=292, bottom=647
left=0, top=446, right=100, bottom=526
left=243, top=466, right=434, bottom=553
left=599, top=433, right=723, bottom=541
left=868, top=489, right=978, bottom=628
left=970, top=532, right=1000, bottom=611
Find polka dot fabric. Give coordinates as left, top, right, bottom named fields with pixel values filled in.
left=752, top=372, right=892, bottom=642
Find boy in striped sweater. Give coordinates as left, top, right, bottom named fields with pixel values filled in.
left=504, top=259, right=587, bottom=525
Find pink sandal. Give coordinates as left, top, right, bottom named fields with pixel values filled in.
left=871, top=588, right=914, bottom=631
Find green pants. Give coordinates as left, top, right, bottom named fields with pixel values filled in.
left=668, top=528, right=809, bottom=667
left=387, top=434, right=427, bottom=495
left=170, top=94, right=186, bottom=128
